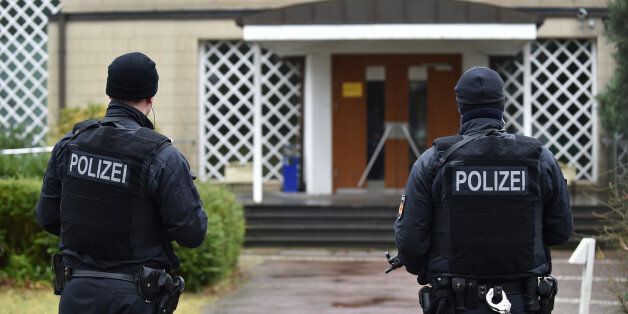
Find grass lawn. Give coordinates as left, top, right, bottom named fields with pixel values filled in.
left=0, top=288, right=216, bottom=314
left=0, top=268, right=247, bottom=314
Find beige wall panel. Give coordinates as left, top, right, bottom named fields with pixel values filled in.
left=52, top=19, right=242, bottom=168
left=537, top=18, right=605, bottom=38
left=466, top=0, right=608, bottom=8
left=63, top=0, right=319, bottom=13
left=596, top=32, right=616, bottom=97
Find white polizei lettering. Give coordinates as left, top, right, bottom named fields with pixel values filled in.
left=97, top=159, right=102, bottom=178
left=498, top=171, right=510, bottom=191
left=494, top=170, right=498, bottom=191
left=110, top=162, right=122, bottom=182
left=122, top=164, right=128, bottom=183
left=87, top=158, right=97, bottom=177
left=100, top=160, right=111, bottom=180
left=78, top=156, right=89, bottom=174
left=511, top=171, right=521, bottom=191
left=521, top=171, right=526, bottom=190
left=456, top=171, right=467, bottom=191
left=69, top=153, right=78, bottom=171
left=468, top=171, right=481, bottom=191
left=482, top=171, right=493, bottom=191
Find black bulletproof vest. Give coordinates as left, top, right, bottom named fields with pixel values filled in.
left=60, top=120, right=170, bottom=261
left=432, top=134, right=543, bottom=280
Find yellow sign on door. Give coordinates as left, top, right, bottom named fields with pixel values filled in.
left=342, top=82, right=363, bottom=98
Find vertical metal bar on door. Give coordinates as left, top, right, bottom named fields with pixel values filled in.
left=253, top=44, right=263, bottom=203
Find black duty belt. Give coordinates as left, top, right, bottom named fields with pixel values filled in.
left=69, top=269, right=136, bottom=283
left=478, top=280, right=523, bottom=294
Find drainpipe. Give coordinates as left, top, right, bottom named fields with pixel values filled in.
left=58, top=13, right=66, bottom=110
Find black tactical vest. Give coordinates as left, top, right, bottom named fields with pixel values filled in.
left=60, top=120, right=170, bottom=261
left=431, top=133, right=544, bottom=280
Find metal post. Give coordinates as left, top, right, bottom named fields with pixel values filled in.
left=522, top=41, right=532, bottom=137
left=252, top=44, right=263, bottom=203
left=569, top=237, right=596, bottom=314
left=357, top=125, right=392, bottom=188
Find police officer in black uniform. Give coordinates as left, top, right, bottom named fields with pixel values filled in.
left=393, top=66, right=573, bottom=313
left=35, top=52, right=208, bottom=313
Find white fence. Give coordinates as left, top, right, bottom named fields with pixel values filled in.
left=492, top=39, right=598, bottom=182
left=198, top=41, right=303, bottom=182
left=0, top=1, right=61, bottom=145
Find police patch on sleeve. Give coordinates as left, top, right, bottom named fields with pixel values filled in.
left=452, top=166, right=528, bottom=195
left=68, top=149, right=130, bottom=187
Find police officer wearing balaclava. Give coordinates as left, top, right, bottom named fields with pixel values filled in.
left=393, top=66, right=573, bottom=313
left=35, top=52, right=208, bottom=313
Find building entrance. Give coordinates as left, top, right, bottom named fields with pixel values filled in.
left=332, top=54, right=462, bottom=191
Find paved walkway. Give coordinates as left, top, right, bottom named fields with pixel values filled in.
left=205, top=249, right=624, bottom=314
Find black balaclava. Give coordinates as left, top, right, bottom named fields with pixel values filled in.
left=106, top=52, right=159, bottom=100
left=454, top=66, right=505, bottom=125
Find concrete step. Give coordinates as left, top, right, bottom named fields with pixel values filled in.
left=244, top=204, right=608, bottom=247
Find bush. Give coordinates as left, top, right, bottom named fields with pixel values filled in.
left=51, top=103, right=107, bottom=141
left=597, top=0, right=628, bottom=137
left=0, top=179, right=57, bottom=283
left=0, top=127, right=50, bottom=179
left=174, top=182, right=246, bottom=292
left=0, top=179, right=245, bottom=291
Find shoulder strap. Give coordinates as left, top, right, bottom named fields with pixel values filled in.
left=437, top=130, right=493, bottom=168
left=69, top=120, right=100, bottom=142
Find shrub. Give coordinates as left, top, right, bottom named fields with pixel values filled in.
left=0, top=127, right=50, bottom=179
left=0, top=179, right=57, bottom=283
left=51, top=103, right=107, bottom=141
left=597, top=0, right=628, bottom=137
left=174, top=182, right=246, bottom=292
left=0, top=179, right=245, bottom=291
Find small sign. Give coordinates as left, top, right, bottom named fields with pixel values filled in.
left=342, top=82, right=363, bottom=98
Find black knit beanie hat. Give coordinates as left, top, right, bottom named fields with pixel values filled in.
left=454, top=66, right=505, bottom=125
left=106, top=52, right=159, bottom=100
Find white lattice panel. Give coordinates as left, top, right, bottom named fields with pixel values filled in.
left=0, top=0, right=61, bottom=145
left=529, top=39, right=596, bottom=181
left=260, top=52, right=303, bottom=181
left=199, top=41, right=303, bottom=181
left=492, top=54, right=526, bottom=134
left=492, top=39, right=597, bottom=182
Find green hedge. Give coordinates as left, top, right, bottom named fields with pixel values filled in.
left=0, top=179, right=245, bottom=291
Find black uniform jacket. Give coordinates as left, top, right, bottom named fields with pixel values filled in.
left=35, top=101, right=208, bottom=272
left=394, top=118, right=573, bottom=277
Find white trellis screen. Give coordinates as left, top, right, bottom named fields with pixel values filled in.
left=492, top=54, right=526, bottom=134
left=491, top=39, right=598, bottom=182
left=199, top=41, right=303, bottom=182
left=0, top=0, right=61, bottom=145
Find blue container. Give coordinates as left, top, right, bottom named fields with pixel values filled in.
left=282, top=155, right=299, bottom=192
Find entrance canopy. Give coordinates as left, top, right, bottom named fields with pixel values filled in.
left=240, top=0, right=541, bottom=54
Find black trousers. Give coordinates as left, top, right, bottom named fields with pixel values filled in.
left=59, top=277, right=154, bottom=314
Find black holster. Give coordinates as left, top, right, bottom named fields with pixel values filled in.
left=538, top=276, right=558, bottom=314
left=51, top=253, right=66, bottom=295
left=137, top=266, right=185, bottom=314
left=422, top=278, right=455, bottom=314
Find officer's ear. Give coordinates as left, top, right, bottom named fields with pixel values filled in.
left=146, top=97, right=153, bottom=106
